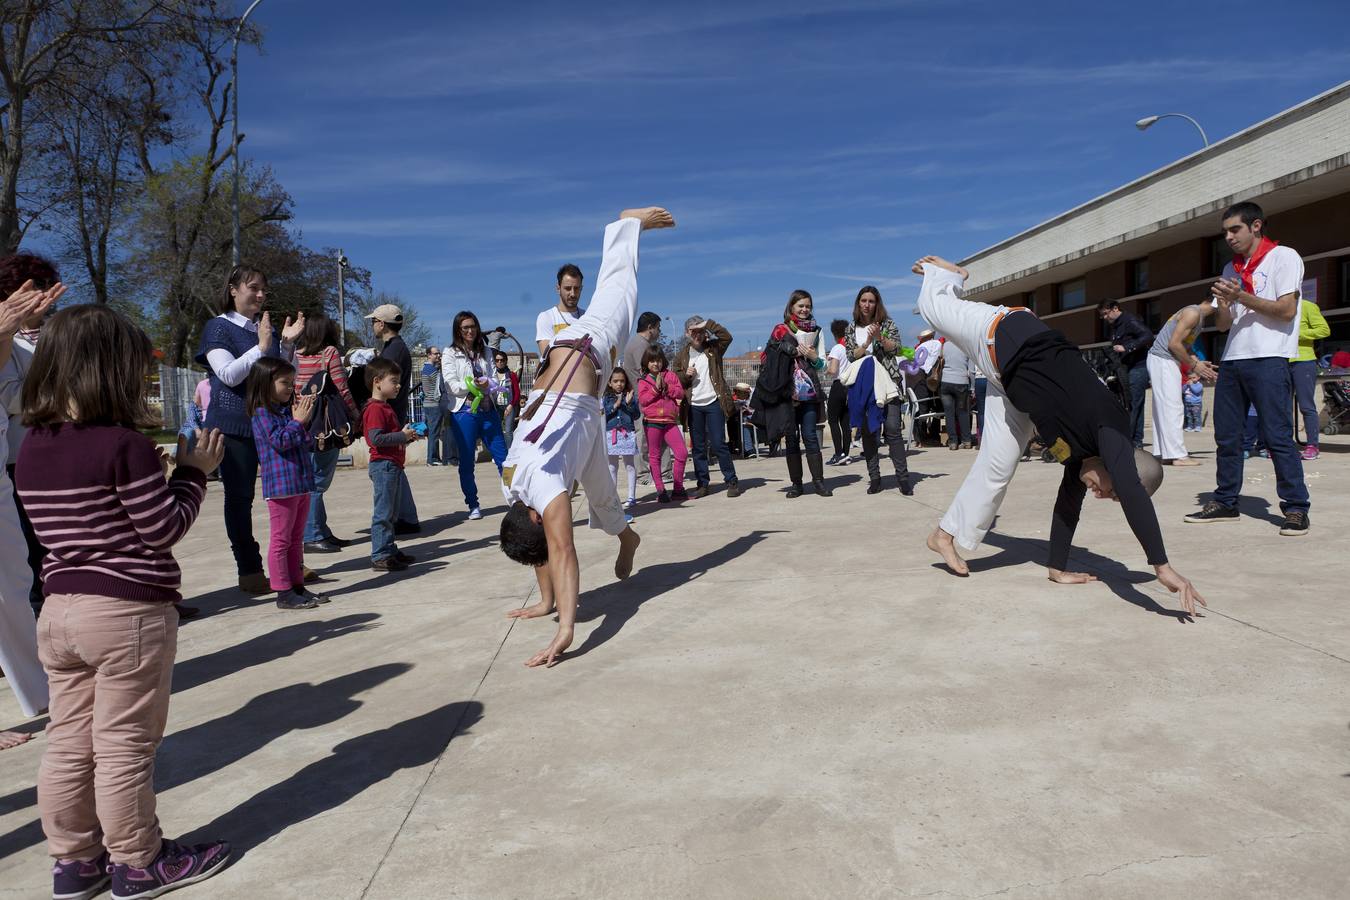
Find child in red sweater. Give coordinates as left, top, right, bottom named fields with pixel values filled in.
left=16, top=305, right=231, bottom=900
left=363, top=358, right=421, bottom=571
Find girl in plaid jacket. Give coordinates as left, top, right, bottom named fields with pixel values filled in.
left=247, top=357, right=327, bottom=610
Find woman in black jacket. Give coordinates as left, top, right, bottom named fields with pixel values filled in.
left=752, top=290, right=832, bottom=497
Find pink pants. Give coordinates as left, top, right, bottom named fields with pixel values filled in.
left=38, top=594, right=177, bottom=866
left=645, top=423, right=688, bottom=493
left=266, top=495, right=311, bottom=591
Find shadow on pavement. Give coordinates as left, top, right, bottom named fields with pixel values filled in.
left=970, top=531, right=1199, bottom=623
left=184, top=700, right=484, bottom=859
left=566, top=530, right=784, bottom=662
left=173, top=614, right=383, bottom=693
left=1190, top=492, right=1285, bottom=527
left=0, top=663, right=415, bottom=861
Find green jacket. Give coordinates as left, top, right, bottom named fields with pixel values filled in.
left=1292, top=299, right=1330, bottom=363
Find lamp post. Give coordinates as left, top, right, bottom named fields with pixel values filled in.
left=336, top=249, right=349, bottom=352
left=230, top=0, right=267, bottom=266
left=1134, top=113, right=1209, bottom=148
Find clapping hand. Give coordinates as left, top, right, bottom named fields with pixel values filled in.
left=257, top=312, right=273, bottom=352
left=1, top=280, right=64, bottom=336
left=178, top=429, right=226, bottom=474
left=281, top=311, right=306, bottom=344
left=292, top=392, right=317, bottom=424
left=1210, top=278, right=1242, bottom=308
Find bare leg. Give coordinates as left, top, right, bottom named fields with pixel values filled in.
left=927, top=526, right=970, bottom=577
left=0, top=730, right=32, bottom=750
left=507, top=563, right=557, bottom=619
left=615, top=526, right=640, bottom=580
left=619, top=207, right=676, bottom=231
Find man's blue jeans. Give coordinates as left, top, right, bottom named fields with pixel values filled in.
left=689, top=402, right=737, bottom=486
left=1214, top=357, right=1309, bottom=514
left=424, top=403, right=447, bottom=464
left=369, top=459, right=402, bottom=561
left=303, top=446, right=340, bottom=543
left=451, top=407, right=508, bottom=509
left=1127, top=363, right=1150, bottom=447
left=1290, top=359, right=1319, bottom=446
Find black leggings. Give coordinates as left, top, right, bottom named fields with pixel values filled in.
left=826, top=380, right=849, bottom=455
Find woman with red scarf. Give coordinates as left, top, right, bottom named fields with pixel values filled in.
left=751, top=290, right=831, bottom=498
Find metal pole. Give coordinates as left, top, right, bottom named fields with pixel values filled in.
left=1163, top=113, right=1209, bottom=147
left=230, top=0, right=266, bottom=266
left=336, top=249, right=347, bottom=352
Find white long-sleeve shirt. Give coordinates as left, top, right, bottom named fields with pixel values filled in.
left=204, top=310, right=294, bottom=386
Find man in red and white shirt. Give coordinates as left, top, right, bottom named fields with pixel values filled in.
left=1184, top=201, right=1310, bottom=535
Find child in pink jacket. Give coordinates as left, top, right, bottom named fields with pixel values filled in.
left=636, top=345, right=688, bottom=502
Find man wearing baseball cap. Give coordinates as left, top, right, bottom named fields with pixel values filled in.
left=366, top=303, right=420, bottom=534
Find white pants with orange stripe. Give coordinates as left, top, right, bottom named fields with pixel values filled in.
left=916, top=263, right=1035, bottom=553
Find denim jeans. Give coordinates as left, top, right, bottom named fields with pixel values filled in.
left=303, top=447, right=340, bottom=543
left=783, top=402, right=821, bottom=453
left=689, top=402, right=737, bottom=486
left=1290, top=360, right=1319, bottom=446
left=940, top=382, right=972, bottom=444
left=500, top=406, right=516, bottom=449
left=1183, top=404, right=1202, bottom=430
left=219, top=433, right=263, bottom=576
left=451, top=407, right=508, bottom=509
left=1214, top=357, right=1309, bottom=513
left=396, top=469, right=419, bottom=528
left=369, top=459, right=402, bottom=561
left=974, top=377, right=988, bottom=439
left=1126, top=364, right=1150, bottom=447
left=423, top=403, right=447, bottom=464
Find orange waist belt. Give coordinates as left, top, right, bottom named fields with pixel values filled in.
left=986, top=307, right=1031, bottom=376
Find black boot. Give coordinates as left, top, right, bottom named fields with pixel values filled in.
left=866, top=478, right=883, bottom=494
left=806, top=451, right=832, bottom=497
left=785, top=452, right=803, bottom=498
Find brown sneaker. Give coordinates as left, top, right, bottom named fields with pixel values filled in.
left=302, top=565, right=319, bottom=583
left=692, top=484, right=709, bottom=499
left=238, top=571, right=270, bottom=594
left=726, top=481, right=743, bottom=498
left=372, top=557, right=409, bottom=572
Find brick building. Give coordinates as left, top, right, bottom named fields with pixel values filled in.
left=957, top=81, right=1350, bottom=362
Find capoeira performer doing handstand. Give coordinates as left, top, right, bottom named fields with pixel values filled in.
left=498, top=207, right=675, bottom=667
left=913, top=256, right=1207, bottom=616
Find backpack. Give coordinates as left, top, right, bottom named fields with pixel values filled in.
left=300, top=362, right=357, bottom=450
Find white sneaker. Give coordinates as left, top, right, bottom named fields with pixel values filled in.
left=468, top=507, right=483, bottom=520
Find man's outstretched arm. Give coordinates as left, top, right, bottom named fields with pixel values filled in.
left=1047, top=463, right=1096, bottom=584
left=525, top=493, right=580, bottom=668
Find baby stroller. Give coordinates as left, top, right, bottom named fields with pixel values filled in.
left=1321, top=379, right=1350, bottom=435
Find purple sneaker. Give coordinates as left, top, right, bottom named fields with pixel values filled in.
left=53, top=851, right=109, bottom=900
left=110, top=839, right=229, bottom=899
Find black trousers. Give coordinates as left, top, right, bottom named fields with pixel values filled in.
left=826, top=380, right=849, bottom=455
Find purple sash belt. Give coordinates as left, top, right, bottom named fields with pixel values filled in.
left=522, top=335, right=600, bottom=443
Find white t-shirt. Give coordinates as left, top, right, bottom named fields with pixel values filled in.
left=827, top=343, right=848, bottom=380
left=535, top=305, right=586, bottom=347
left=688, top=350, right=717, bottom=406
left=1221, top=245, right=1303, bottom=362
left=917, top=339, right=943, bottom=374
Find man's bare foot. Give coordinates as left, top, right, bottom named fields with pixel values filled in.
left=507, top=599, right=556, bottom=620
left=912, top=255, right=969, bottom=280
left=619, top=207, right=675, bottom=231
left=525, top=627, right=573, bottom=668
left=927, top=527, right=969, bottom=576
left=1048, top=568, right=1099, bottom=585
left=615, top=527, right=640, bottom=580
left=1166, top=457, right=1202, bottom=467
left=0, top=730, right=32, bottom=751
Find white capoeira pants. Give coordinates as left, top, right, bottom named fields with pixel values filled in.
left=916, top=263, right=1035, bottom=554
left=0, top=459, right=47, bottom=717
left=1146, top=354, right=1187, bottom=461
left=504, top=216, right=641, bottom=536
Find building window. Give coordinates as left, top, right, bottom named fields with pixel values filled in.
left=1058, top=278, right=1086, bottom=311
left=1207, top=236, right=1230, bottom=278
left=1129, top=258, right=1149, bottom=294
left=1142, top=299, right=1162, bottom=333
left=1024, top=292, right=1037, bottom=315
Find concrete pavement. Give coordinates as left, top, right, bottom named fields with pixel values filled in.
left=2, top=427, right=1348, bottom=899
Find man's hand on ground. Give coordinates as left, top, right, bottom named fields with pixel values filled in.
left=1154, top=564, right=1207, bottom=617
left=1047, top=568, right=1099, bottom=585
left=525, top=627, right=574, bottom=668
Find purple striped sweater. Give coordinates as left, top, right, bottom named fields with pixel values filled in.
left=15, top=424, right=208, bottom=603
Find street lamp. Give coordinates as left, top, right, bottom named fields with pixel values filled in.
left=230, top=0, right=267, bottom=266
left=336, top=249, right=349, bottom=351
left=1135, top=113, right=1209, bottom=148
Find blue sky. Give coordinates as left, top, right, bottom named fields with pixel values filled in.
left=239, top=0, right=1348, bottom=353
